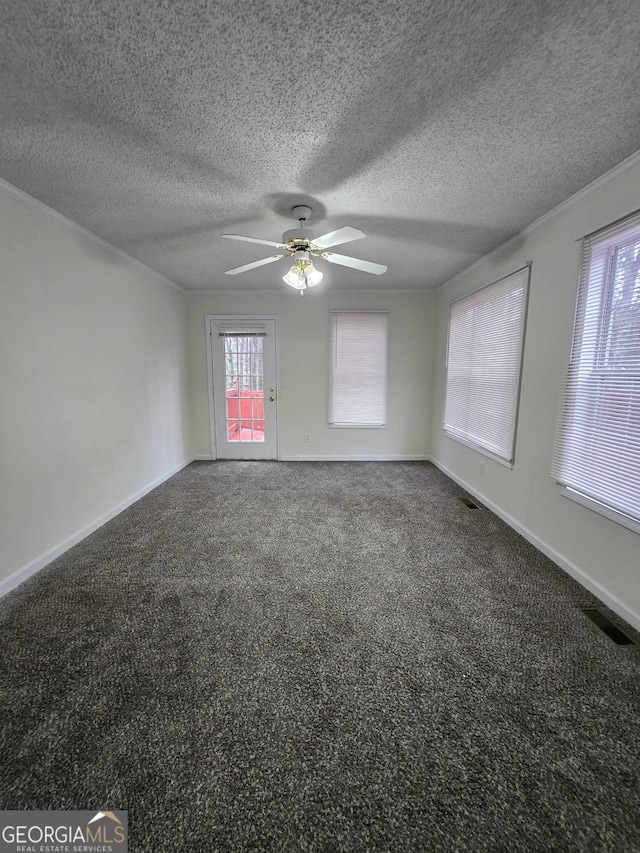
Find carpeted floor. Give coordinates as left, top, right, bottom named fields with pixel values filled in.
left=1, top=461, right=639, bottom=852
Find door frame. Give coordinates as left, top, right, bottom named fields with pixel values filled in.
left=205, top=314, right=280, bottom=460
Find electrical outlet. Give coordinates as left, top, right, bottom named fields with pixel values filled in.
left=304, top=433, right=310, bottom=443
left=479, top=460, right=486, bottom=475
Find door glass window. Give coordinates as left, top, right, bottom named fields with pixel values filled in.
left=222, top=333, right=265, bottom=443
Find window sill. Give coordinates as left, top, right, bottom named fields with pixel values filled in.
left=443, top=429, right=514, bottom=468
left=330, top=423, right=386, bottom=429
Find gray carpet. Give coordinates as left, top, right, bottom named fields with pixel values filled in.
left=1, top=461, right=639, bottom=852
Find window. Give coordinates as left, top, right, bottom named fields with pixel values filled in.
left=329, top=311, right=389, bottom=427
left=444, top=267, right=530, bottom=464
left=552, top=211, right=640, bottom=530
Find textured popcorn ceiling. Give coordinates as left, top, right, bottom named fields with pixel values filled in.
left=1, top=0, right=640, bottom=291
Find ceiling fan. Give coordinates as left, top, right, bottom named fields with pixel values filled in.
left=222, top=205, right=387, bottom=294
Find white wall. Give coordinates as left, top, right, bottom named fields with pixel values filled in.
left=187, top=289, right=435, bottom=461
left=431, top=158, right=640, bottom=630
left=0, top=187, right=192, bottom=593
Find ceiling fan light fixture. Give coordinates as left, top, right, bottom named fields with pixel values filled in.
left=282, top=265, right=305, bottom=289
left=306, top=264, right=323, bottom=286
left=282, top=258, right=323, bottom=290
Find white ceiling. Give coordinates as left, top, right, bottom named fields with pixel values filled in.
left=2, top=0, right=640, bottom=291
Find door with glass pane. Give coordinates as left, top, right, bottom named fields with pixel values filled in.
left=209, top=318, right=278, bottom=459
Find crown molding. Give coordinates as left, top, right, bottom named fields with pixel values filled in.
left=185, top=286, right=434, bottom=296
left=0, top=177, right=185, bottom=294
left=186, top=287, right=288, bottom=296
left=438, top=148, right=640, bottom=289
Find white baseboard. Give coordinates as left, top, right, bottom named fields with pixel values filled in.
left=192, top=454, right=430, bottom=462
left=0, top=457, right=195, bottom=600
left=279, top=454, right=431, bottom=462
left=432, top=459, right=640, bottom=634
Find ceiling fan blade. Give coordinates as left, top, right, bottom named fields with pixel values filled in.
left=222, top=233, right=286, bottom=249
left=313, top=226, right=366, bottom=249
left=225, top=255, right=285, bottom=275
left=323, top=252, right=387, bottom=275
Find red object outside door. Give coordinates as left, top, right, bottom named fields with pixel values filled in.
left=226, top=389, right=264, bottom=438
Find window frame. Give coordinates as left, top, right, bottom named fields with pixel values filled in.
left=443, top=266, right=531, bottom=466
left=552, top=210, right=640, bottom=534
left=328, top=310, right=389, bottom=429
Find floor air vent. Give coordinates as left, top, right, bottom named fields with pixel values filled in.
left=460, top=497, right=480, bottom=509
left=579, top=608, right=635, bottom=646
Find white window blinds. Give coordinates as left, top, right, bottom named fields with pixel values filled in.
left=444, top=267, right=530, bottom=463
left=329, top=311, right=389, bottom=427
left=551, top=211, right=640, bottom=527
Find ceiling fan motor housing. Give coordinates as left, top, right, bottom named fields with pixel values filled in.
left=282, top=205, right=314, bottom=250
left=281, top=228, right=313, bottom=249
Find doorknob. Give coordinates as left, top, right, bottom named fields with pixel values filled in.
left=269, top=395, right=275, bottom=402
left=269, top=387, right=275, bottom=392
